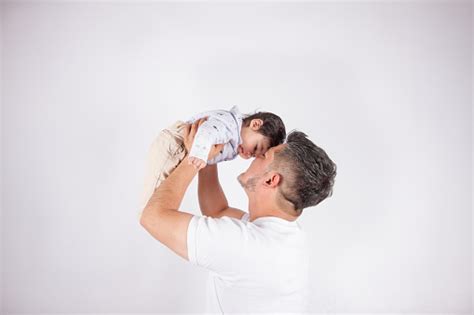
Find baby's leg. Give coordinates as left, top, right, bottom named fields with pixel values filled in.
left=139, top=121, right=186, bottom=219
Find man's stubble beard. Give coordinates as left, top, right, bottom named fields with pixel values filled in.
left=237, top=173, right=261, bottom=192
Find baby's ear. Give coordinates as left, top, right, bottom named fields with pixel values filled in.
left=250, top=119, right=263, bottom=130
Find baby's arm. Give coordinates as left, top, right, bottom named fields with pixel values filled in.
left=188, top=118, right=230, bottom=169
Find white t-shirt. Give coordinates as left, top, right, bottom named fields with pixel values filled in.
left=187, top=212, right=310, bottom=313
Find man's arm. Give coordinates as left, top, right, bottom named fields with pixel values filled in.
left=140, top=119, right=220, bottom=261
left=140, top=155, right=197, bottom=260
left=198, top=164, right=246, bottom=219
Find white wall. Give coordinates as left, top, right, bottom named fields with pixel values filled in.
left=1, top=2, right=472, bottom=313
left=0, top=1, right=3, bottom=313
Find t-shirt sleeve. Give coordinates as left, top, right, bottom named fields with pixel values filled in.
left=187, top=214, right=250, bottom=274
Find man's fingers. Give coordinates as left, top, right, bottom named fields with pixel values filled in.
left=214, top=143, right=225, bottom=155
left=197, top=117, right=208, bottom=127
left=205, top=143, right=225, bottom=160
left=190, top=118, right=206, bottom=137
left=190, top=121, right=199, bottom=138
left=183, top=117, right=209, bottom=153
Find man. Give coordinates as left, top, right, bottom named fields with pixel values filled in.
left=140, top=119, right=337, bottom=312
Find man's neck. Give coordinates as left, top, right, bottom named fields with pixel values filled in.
left=248, top=198, right=298, bottom=222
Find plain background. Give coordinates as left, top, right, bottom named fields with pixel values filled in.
left=1, top=1, right=472, bottom=314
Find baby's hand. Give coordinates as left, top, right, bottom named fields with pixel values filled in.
left=188, top=156, right=207, bottom=170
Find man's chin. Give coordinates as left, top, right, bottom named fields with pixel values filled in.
left=237, top=173, right=245, bottom=187
left=237, top=173, right=259, bottom=192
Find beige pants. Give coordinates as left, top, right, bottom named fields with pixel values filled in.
left=140, top=121, right=187, bottom=217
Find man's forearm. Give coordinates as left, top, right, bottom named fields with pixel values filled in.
left=198, top=164, right=229, bottom=216
left=142, top=155, right=198, bottom=217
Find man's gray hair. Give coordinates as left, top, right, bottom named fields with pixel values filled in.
left=273, top=131, right=337, bottom=213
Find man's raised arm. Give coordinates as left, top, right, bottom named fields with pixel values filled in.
left=198, top=164, right=246, bottom=219
left=140, top=119, right=224, bottom=260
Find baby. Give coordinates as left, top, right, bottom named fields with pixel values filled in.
left=141, top=105, right=286, bottom=211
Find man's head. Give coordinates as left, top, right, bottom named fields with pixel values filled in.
left=237, top=131, right=337, bottom=218
left=238, top=112, right=286, bottom=159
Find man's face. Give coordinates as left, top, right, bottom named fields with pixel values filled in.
left=237, top=144, right=286, bottom=192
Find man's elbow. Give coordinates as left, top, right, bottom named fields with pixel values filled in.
left=139, top=207, right=170, bottom=230
left=139, top=211, right=149, bottom=229
left=139, top=207, right=154, bottom=230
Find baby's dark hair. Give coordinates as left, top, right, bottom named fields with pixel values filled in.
left=242, top=112, right=286, bottom=147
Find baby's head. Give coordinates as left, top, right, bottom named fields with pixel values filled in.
left=238, top=111, right=286, bottom=159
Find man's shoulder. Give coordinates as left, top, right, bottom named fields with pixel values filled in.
left=216, top=209, right=249, bottom=221
left=187, top=213, right=253, bottom=264
left=188, top=213, right=253, bottom=243
left=193, top=212, right=249, bottom=228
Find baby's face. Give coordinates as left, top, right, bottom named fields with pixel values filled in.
left=238, top=128, right=270, bottom=159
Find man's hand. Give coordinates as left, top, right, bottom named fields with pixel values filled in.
left=183, top=118, right=225, bottom=170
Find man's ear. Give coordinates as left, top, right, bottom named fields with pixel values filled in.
left=264, top=172, right=281, bottom=188
left=250, top=119, right=263, bottom=131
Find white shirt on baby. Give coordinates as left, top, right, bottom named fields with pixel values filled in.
left=186, top=106, right=243, bottom=165
left=187, top=212, right=310, bottom=313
